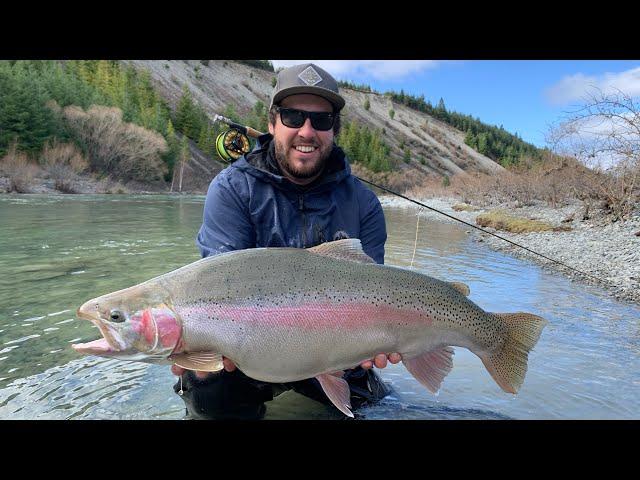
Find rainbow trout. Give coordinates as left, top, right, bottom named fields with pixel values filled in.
left=72, top=239, right=546, bottom=417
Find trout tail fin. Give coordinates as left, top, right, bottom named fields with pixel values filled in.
left=480, top=312, right=547, bottom=394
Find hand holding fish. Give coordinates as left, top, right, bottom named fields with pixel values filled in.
left=361, top=352, right=403, bottom=370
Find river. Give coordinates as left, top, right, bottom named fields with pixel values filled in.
left=0, top=194, right=638, bottom=419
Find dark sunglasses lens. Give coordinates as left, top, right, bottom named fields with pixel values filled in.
left=280, top=109, right=305, bottom=128
left=310, top=113, right=334, bottom=131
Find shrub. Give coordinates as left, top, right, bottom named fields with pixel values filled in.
left=0, top=142, right=40, bottom=192
left=40, top=138, right=88, bottom=173
left=39, top=139, right=89, bottom=192
left=62, top=105, right=168, bottom=182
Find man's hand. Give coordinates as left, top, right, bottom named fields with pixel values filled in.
left=360, top=353, right=402, bottom=370
left=171, top=356, right=236, bottom=380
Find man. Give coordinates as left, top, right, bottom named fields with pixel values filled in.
left=171, top=63, right=401, bottom=419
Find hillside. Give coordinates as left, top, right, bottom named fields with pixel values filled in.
left=123, top=60, right=504, bottom=191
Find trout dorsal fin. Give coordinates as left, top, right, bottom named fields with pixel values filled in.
left=307, top=239, right=376, bottom=264
left=447, top=281, right=470, bottom=296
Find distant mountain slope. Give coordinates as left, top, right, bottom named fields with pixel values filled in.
left=124, top=60, right=504, bottom=190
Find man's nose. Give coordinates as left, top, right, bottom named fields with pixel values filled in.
left=297, top=117, right=316, bottom=136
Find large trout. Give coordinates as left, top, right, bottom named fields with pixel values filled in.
left=72, top=239, right=547, bottom=417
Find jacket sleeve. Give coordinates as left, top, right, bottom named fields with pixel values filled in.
left=196, top=169, right=256, bottom=258
left=358, top=188, right=387, bottom=265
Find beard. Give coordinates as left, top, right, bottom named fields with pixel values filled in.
left=273, top=138, right=332, bottom=180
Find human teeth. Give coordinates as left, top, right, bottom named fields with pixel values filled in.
left=295, top=146, right=316, bottom=153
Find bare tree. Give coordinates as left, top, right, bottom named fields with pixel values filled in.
left=547, top=88, right=639, bottom=220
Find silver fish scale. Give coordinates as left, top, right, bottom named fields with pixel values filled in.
left=156, top=248, right=507, bottom=382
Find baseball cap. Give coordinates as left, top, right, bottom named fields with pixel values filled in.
left=270, top=63, right=346, bottom=112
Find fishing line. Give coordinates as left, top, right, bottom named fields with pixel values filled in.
left=357, top=177, right=608, bottom=285
left=209, top=117, right=610, bottom=286
left=410, top=210, right=421, bottom=269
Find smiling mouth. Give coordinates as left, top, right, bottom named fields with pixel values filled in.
left=293, top=145, right=318, bottom=154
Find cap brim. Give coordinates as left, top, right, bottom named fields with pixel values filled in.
left=271, top=86, right=345, bottom=111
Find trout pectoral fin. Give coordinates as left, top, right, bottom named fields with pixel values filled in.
left=169, top=352, right=224, bottom=372
left=403, top=347, right=455, bottom=394
left=447, top=281, right=470, bottom=296
left=316, top=373, right=354, bottom=418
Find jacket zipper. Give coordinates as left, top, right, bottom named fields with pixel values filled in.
left=298, top=195, right=307, bottom=247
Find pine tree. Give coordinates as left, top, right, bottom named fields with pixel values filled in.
left=197, top=123, right=215, bottom=157
left=464, top=130, right=476, bottom=148
left=222, top=104, right=240, bottom=123
left=172, top=135, right=190, bottom=192
left=0, top=62, right=57, bottom=155
left=175, top=86, right=197, bottom=138
left=477, top=132, right=488, bottom=155
left=162, top=119, right=179, bottom=179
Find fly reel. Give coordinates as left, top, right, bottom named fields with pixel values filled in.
left=215, top=128, right=251, bottom=162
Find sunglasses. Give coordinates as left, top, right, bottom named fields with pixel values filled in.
left=276, top=107, right=336, bottom=131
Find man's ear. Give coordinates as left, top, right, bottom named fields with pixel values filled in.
left=268, top=122, right=274, bottom=135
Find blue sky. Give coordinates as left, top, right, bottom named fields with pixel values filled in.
left=271, top=60, right=640, bottom=149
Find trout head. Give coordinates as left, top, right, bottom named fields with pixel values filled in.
left=72, top=285, right=182, bottom=363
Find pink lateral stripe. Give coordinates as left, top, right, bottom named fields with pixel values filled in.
left=182, top=302, right=430, bottom=330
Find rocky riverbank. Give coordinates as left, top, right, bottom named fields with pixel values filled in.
left=379, top=195, right=640, bottom=305
left=0, top=174, right=181, bottom=195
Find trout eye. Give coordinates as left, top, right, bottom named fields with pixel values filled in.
left=109, top=309, right=126, bottom=323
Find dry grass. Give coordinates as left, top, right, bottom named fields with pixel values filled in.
left=0, top=142, right=41, bottom=193
left=476, top=210, right=556, bottom=233
left=452, top=203, right=477, bottom=212
left=350, top=162, right=430, bottom=193
left=39, top=139, right=89, bottom=193
left=403, top=153, right=638, bottom=221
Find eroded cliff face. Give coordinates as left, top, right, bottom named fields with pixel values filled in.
left=124, top=60, right=503, bottom=192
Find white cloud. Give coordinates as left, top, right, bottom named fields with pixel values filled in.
left=270, top=60, right=440, bottom=81
left=546, top=66, right=640, bottom=105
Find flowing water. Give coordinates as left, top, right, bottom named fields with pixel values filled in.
left=0, top=194, right=638, bottom=420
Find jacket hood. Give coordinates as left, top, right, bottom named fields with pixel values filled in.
left=231, top=133, right=352, bottom=193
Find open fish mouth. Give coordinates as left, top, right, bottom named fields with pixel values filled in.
left=72, top=337, right=115, bottom=354
left=72, top=301, right=126, bottom=355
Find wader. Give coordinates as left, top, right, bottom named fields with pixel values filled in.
left=173, top=367, right=393, bottom=420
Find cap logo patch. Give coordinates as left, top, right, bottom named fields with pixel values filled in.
left=298, top=66, right=323, bottom=86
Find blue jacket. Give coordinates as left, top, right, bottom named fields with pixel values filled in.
left=196, top=134, right=386, bottom=264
